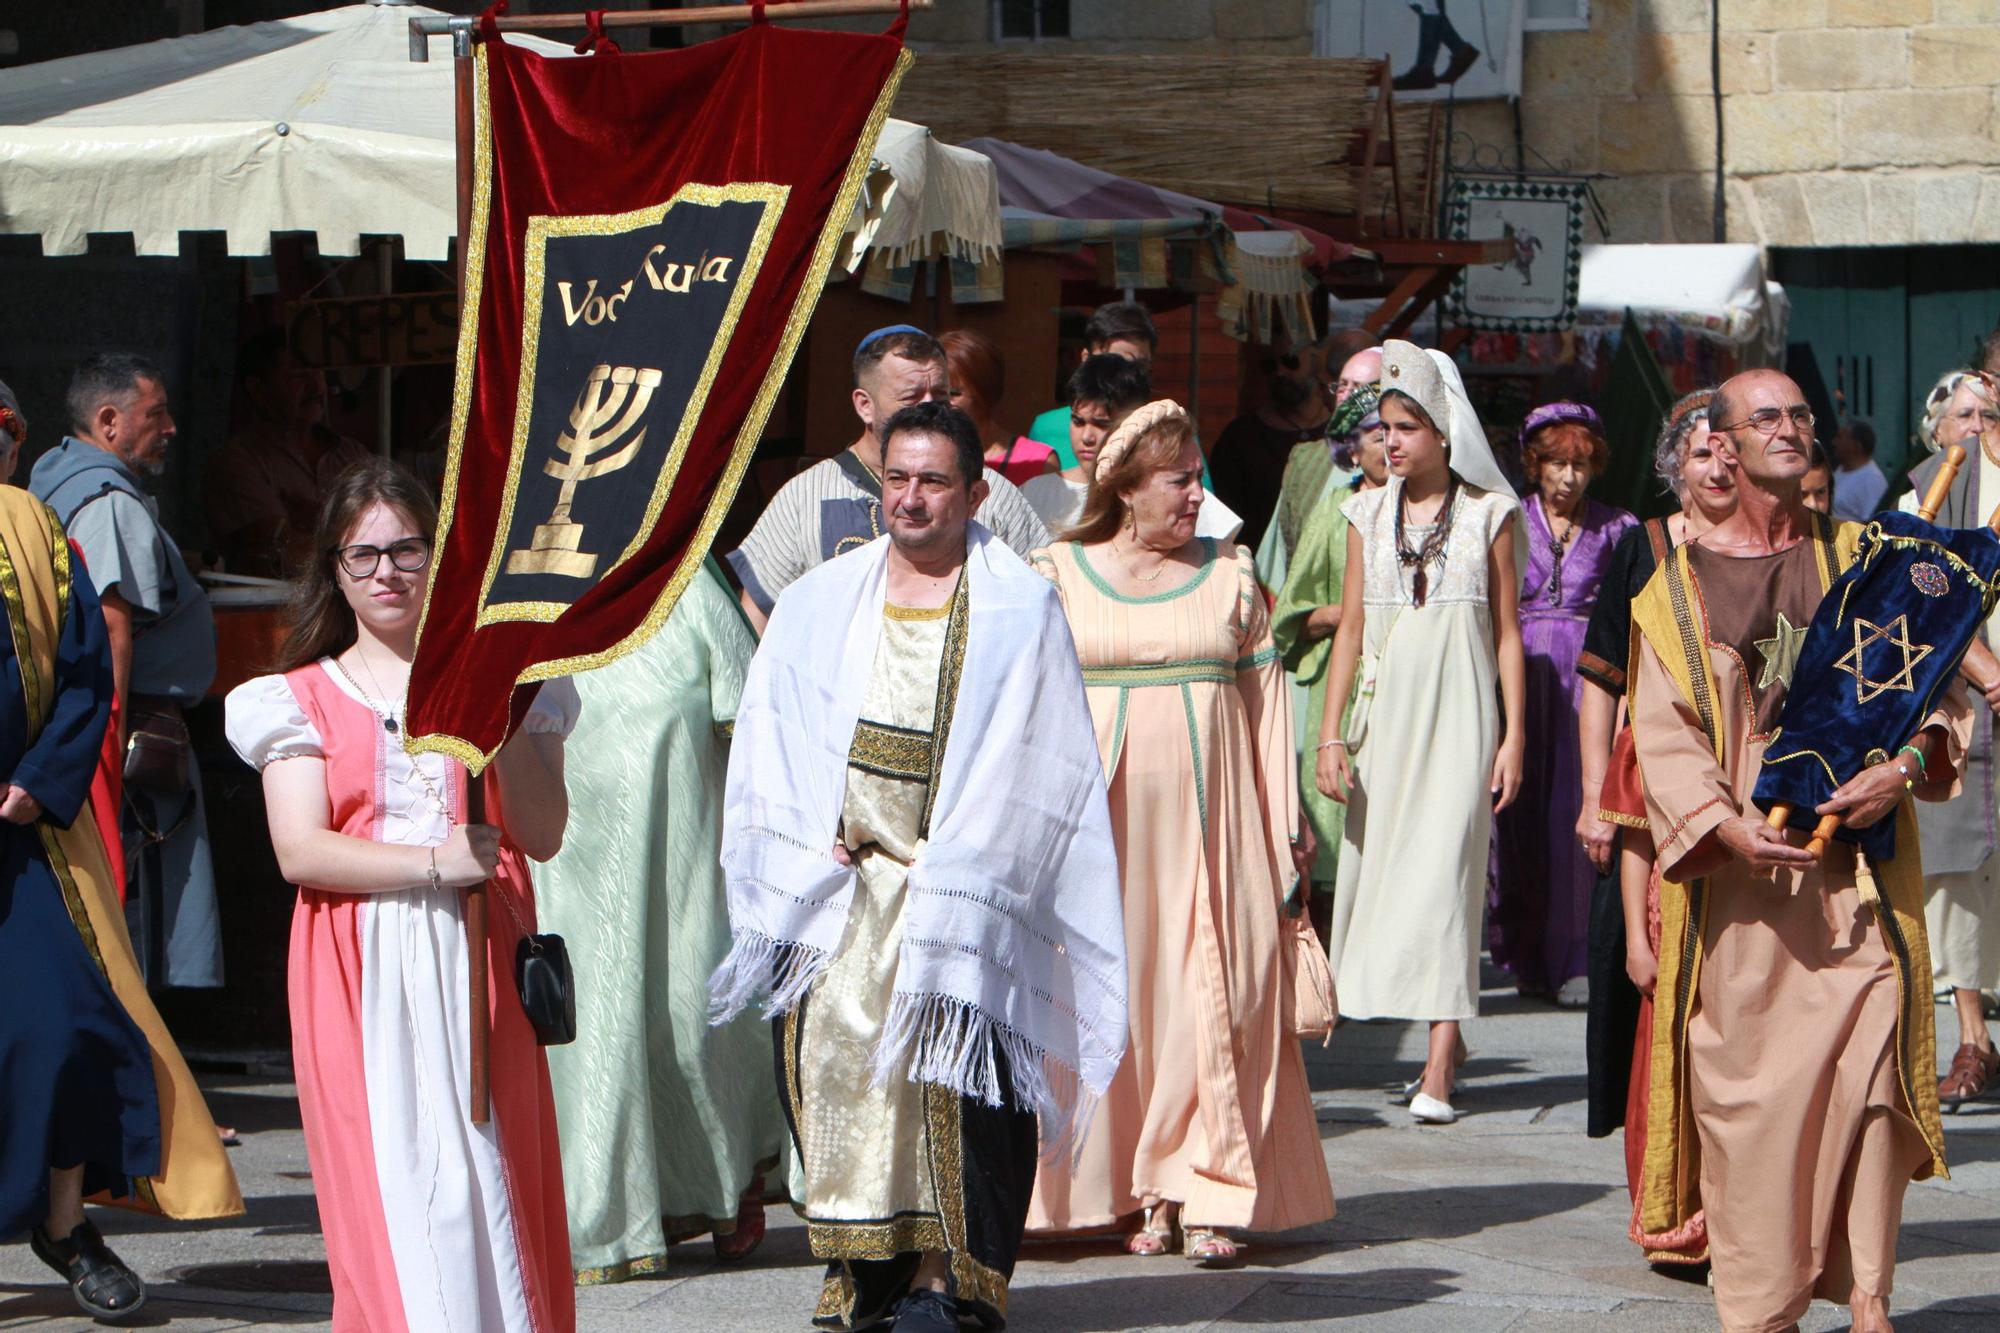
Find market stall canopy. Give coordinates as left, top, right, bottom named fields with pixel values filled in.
left=1577, top=243, right=1790, bottom=358
left=0, top=2, right=997, bottom=273
left=967, top=137, right=1351, bottom=272
left=0, top=3, right=581, bottom=259
left=962, top=137, right=1348, bottom=344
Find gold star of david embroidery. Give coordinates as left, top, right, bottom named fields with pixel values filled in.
left=1833, top=615, right=1934, bottom=705
left=1753, top=611, right=1809, bottom=691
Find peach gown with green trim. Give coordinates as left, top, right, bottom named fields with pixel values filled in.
left=1025, top=539, right=1335, bottom=1234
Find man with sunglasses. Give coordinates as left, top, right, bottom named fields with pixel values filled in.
left=29, top=354, right=221, bottom=994
left=1208, top=333, right=1334, bottom=551
left=1626, top=368, right=1967, bottom=1333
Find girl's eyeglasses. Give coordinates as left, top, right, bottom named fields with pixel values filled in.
left=334, top=538, right=432, bottom=579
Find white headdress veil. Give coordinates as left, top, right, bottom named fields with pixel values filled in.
left=1378, top=339, right=1526, bottom=584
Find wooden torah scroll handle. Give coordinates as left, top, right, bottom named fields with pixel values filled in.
left=1918, top=444, right=1967, bottom=522
left=1765, top=804, right=1840, bottom=861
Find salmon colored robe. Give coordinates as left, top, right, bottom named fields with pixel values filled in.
left=1630, top=524, right=1959, bottom=1332
left=1026, top=541, right=1334, bottom=1234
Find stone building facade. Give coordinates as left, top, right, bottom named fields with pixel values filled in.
left=905, top=0, right=2000, bottom=249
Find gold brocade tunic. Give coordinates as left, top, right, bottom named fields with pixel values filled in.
left=793, top=603, right=949, bottom=1242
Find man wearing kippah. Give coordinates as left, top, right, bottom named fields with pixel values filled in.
left=725, top=326, right=1050, bottom=633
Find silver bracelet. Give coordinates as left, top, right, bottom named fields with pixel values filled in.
left=427, top=845, right=443, bottom=892
left=1316, top=738, right=1348, bottom=751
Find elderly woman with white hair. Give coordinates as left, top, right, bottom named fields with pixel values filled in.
left=1025, top=400, right=1334, bottom=1267
left=1901, top=367, right=2000, bottom=1110
left=1316, top=341, right=1526, bottom=1127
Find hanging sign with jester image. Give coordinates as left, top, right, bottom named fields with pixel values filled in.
left=1446, top=175, right=1586, bottom=333
left=406, top=13, right=911, bottom=769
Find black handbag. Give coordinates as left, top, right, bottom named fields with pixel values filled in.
left=514, top=931, right=576, bottom=1047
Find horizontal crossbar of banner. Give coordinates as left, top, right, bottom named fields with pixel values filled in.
left=411, top=0, right=929, bottom=59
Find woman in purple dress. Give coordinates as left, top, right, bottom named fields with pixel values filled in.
left=1491, top=403, right=1635, bottom=1005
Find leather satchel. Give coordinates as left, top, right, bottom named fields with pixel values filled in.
left=515, top=931, right=576, bottom=1046
left=123, top=701, right=191, bottom=798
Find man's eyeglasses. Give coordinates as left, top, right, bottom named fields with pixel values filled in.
left=334, top=538, right=432, bottom=579
left=1716, top=405, right=1815, bottom=437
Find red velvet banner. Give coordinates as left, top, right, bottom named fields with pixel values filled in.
left=408, top=14, right=909, bottom=769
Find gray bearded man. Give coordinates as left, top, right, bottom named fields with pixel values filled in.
left=710, top=402, right=1126, bottom=1332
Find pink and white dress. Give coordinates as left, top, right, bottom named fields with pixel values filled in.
left=225, top=662, right=580, bottom=1333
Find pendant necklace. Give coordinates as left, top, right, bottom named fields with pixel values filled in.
left=1394, top=475, right=1458, bottom=609
left=334, top=649, right=407, bottom=736
left=1546, top=502, right=1577, bottom=607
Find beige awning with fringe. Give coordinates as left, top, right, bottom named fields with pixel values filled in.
left=842, top=118, right=1002, bottom=274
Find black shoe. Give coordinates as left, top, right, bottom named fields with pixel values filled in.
left=892, top=1287, right=960, bottom=1332
left=29, top=1219, right=147, bottom=1322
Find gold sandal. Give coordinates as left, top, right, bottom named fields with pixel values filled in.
left=1183, top=1227, right=1242, bottom=1268
left=1124, top=1205, right=1176, bottom=1256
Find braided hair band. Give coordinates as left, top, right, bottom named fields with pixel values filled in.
left=1094, top=399, right=1190, bottom=484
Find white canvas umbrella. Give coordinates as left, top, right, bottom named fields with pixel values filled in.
left=0, top=2, right=571, bottom=260
left=0, top=1, right=1000, bottom=274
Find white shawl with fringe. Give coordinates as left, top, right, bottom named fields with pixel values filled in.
left=709, top=523, right=1127, bottom=1151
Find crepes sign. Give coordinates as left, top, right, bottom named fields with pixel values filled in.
left=406, top=14, right=910, bottom=770
left=480, top=186, right=783, bottom=621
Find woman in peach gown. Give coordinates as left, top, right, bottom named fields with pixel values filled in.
left=1026, top=401, right=1333, bottom=1267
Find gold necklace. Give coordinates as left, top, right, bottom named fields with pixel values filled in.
left=1116, top=538, right=1170, bottom=582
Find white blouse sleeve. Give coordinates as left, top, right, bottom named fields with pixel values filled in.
left=521, top=677, right=581, bottom=737
left=224, top=674, right=324, bottom=770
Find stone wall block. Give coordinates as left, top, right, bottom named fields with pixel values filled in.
left=1634, top=31, right=1772, bottom=96
left=906, top=4, right=990, bottom=44
left=1911, top=27, right=2000, bottom=88
left=1523, top=30, right=1634, bottom=98
left=1723, top=92, right=1843, bottom=174
left=1868, top=175, right=1919, bottom=244
left=1802, top=174, right=1871, bottom=244
left=1827, top=0, right=1935, bottom=24
left=1213, top=0, right=1313, bottom=42
left=1774, top=29, right=1909, bottom=91
left=1841, top=87, right=1994, bottom=168
left=1936, top=0, right=2000, bottom=21
left=1634, top=0, right=1710, bottom=35
left=1749, top=176, right=1814, bottom=245
left=1073, top=0, right=1210, bottom=42
left=1599, top=94, right=1713, bottom=174
left=1973, top=176, right=2000, bottom=242
left=1588, top=174, right=1673, bottom=244
left=1723, top=0, right=1829, bottom=29
left=1521, top=96, right=1604, bottom=174
left=1913, top=172, right=1982, bottom=242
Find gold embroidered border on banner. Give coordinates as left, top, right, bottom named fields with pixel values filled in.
left=850, top=719, right=933, bottom=782
left=473, top=179, right=788, bottom=627
left=407, top=44, right=916, bottom=773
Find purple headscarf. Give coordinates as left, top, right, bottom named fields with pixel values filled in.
left=1521, top=400, right=1603, bottom=450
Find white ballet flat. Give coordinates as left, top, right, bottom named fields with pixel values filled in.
left=1409, top=1092, right=1458, bottom=1124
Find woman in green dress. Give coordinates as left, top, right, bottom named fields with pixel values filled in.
left=536, top=559, right=790, bottom=1282
left=1272, top=389, right=1387, bottom=942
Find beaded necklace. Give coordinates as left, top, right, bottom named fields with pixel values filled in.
left=1394, top=475, right=1458, bottom=608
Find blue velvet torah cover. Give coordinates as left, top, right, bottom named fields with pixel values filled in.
left=1754, top=512, right=2000, bottom=861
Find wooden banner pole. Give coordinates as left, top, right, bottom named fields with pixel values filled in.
left=448, top=25, right=492, bottom=1128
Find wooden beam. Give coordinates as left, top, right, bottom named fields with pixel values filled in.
left=485, top=0, right=929, bottom=31
left=1360, top=265, right=1434, bottom=334
left=1385, top=267, right=1457, bottom=338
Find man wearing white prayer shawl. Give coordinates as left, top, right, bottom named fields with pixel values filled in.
left=710, top=402, right=1127, bottom=1333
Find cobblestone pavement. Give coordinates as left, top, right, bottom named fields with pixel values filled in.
left=4, top=981, right=1998, bottom=1331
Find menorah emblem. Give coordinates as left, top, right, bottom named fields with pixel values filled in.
left=505, top=363, right=662, bottom=579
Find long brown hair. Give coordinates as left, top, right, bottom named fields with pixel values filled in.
left=273, top=457, right=440, bottom=672
left=1061, top=411, right=1199, bottom=544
